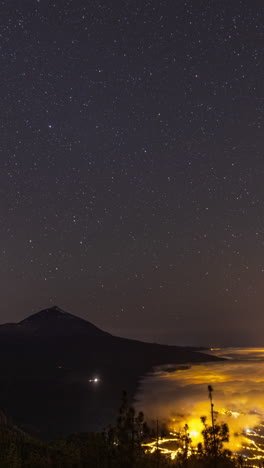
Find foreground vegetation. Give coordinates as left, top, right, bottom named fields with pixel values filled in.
left=0, top=390, right=258, bottom=468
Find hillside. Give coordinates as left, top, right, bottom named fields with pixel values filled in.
left=0, top=306, right=110, bottom=338
left=0, top=306, right=220, bottom=438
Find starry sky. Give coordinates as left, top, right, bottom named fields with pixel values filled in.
left=1, top=0, right=263, bottom=346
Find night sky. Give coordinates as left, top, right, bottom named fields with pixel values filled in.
left=1, top=0, right=263, bottom=346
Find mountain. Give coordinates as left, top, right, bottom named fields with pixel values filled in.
left=1, top=306, right=110, bottom=337
left=0, top=306, right=220, bottom=438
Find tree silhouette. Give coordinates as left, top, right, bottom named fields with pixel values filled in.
left=198, top=416, right=230, bottom=459
left=110, top=391, right=149, bottom=467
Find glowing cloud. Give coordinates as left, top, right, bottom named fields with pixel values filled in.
left=136, top=348, right=264, bottom=458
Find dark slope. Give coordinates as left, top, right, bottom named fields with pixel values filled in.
left=0, top=306, right=110, bottom=337
left=0, top=306, right=220, bottom=438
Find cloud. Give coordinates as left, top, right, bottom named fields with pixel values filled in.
left=135, top=349, right=264, bottom=453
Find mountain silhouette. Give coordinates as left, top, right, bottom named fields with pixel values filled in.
left=0, top=306, right=220, bottom=438
left=16, top=306, right=110, bottom=337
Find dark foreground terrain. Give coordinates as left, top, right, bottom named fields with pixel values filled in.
left=0, top=306, right=220, bottom=438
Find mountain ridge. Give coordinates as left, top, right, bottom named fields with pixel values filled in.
left=0, top=306, right=110, bottom=338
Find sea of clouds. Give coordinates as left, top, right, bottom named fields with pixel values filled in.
left=136, top=348, right=264, bottom=451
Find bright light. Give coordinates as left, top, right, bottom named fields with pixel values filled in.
left=89, top=377, right=100, bottom=383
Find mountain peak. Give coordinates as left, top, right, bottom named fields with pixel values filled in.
left=18, top=306, right=110, bottom=338
left=20, top=306, right=74, bottom=323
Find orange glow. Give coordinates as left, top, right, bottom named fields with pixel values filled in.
left=136, top=348, right=264, bottom=462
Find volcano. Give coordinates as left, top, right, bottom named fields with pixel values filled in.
left=0, top=306, right=220, bottom=438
